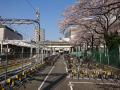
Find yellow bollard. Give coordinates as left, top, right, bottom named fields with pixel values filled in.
left=0, top=84, right=4, bottom=90
left=7, top=78, right=11, bottom=83
left=19, top=76, right=21, bottom=81
left=7, top=78, right=11, bottom=86
left=22, top=72, right=25, bottom=75
left=11, top=80, right=14, bottom=86
left=107, top=71, right=111, bottom=76
left=16, top=75, right=18, bottom=79
left=2, top=88, right=5, bottom=90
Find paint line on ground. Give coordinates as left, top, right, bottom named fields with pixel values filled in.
left=71, top=81, right=118, bottom=85
left=68, top=82, right=73, bottom=90
left=38, top=66, right=55, bottom=90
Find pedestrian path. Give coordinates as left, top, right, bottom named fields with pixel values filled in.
left=15, top=55, right=69, bottom=90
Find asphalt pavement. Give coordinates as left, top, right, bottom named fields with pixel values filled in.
left=15, top=55, right=69, bottom=90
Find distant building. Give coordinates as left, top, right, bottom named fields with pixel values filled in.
left=62, top=26, right=80, bottom=42
left=0, top=25, right=23, bottom=40
left=35, top=28, right=45, bottom=42
left=40, top=28, right=45, bottom=42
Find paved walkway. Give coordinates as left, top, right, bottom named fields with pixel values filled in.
left=15, top=55, right=120, bottom=90
left=15, top=55, right=69, bottom=90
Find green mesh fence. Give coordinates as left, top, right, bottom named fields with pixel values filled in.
left=92, top=48, right=120, bottom=68
left=71, top=51, right=83, bottom=57
left=70, top=47, right=120, bottom=68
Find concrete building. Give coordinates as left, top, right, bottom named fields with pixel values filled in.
left=0, top=25, right=36, bottom=60
left=40, top=28, right=45, bottom=42
left=35, top=28, right=45, bottom=42
left=62, top=26, right=80, bottom=42
left=0, top=25, right=23, bottom=40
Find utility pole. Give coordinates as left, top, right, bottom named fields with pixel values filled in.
left=35, top=8, right=41, bottom=64
left=35, top=8, right=40, bottom=42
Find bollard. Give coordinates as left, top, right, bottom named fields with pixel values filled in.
left=11, top=79, right=14, bottom=86
left=6, top=78, right=11, bottom=86
left=0, top=83, right=5, bottom=90
left=16, top=75, right=18, bottom=80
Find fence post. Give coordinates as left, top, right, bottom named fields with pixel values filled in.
left=119, top=45, right=120, bottom=65
left=107, top=47, right=109, bottom=65
left=99, top=46, right=102, bottom=64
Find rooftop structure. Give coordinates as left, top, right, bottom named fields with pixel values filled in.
left=63, top=26, right=80, bottom=42
left=0, top=25, right=23, bottom=40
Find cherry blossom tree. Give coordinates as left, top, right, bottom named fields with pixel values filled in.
left=59, top=0, right=120, bottom=66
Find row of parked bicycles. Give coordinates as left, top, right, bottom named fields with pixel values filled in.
left=64, top=55, right=120, bottom=81
left=44, top=54, right=60, bottom=66
left=0, top=54, right=59, bottom=90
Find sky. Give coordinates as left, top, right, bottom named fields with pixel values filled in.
left=0, top=0, right=76, bottom=40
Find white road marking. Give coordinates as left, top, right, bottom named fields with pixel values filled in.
left=65, top=67, right=68, bottom=73
left=68, top=82, right=73, bottom=90
left=38, top=66, right=55, bottom=90
left=71, top=81, right=118, bottom=85
left=71, top=81, right=93, bottom=84
left=63, top=61, right=70, bottom=78
left=63, top=60, right=68, bottom=73
left=68, top=81, right=118, bottom=90
left=72, top=77, right=101, bottom=80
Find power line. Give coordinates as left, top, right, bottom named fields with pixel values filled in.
left=25, top=0, right=36, bottom=11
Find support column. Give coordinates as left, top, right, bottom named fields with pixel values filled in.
left=80, top=45, right=81, bottom=51
left=5, top=44, right=9, bottom=81
left=69, top=47, right=71, bottom=53
left=78, top=46, right=81, bottom=57
left=30, top=46, right=33, bottom=58
left=21, top=47, right=24, bottom=71
left=41, top=47, right=44, bottom=64
left=44, top=48, right=46, bottom=57
left=36, top=42, right=40, bottom=64
left=0, top=40, right=3, bottom=55
left=71, top=47, right=74, bottom=52
left=76, top=46, right=78, bottom=57
left=53, top=47, right=55, bottom=55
